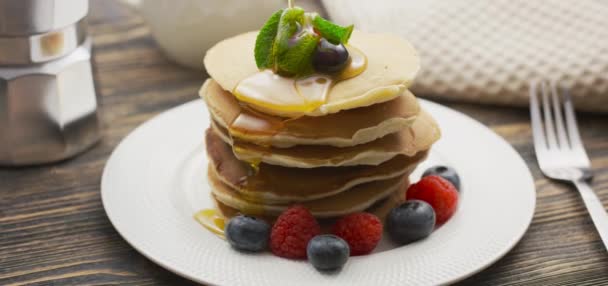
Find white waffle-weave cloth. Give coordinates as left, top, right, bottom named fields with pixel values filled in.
left=323, top=0, right=608, bottom=113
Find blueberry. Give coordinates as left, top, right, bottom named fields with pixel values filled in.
left=225, top=215, right=270, bottom=252
left=386, top=200, right=435, bottom=245
left=312, top=38, right=350, bottom=73
left=307, top=234, right=349, bottom=271
left=422, top=165, right=460, bottom=190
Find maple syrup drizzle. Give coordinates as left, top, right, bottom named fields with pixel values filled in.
left=233, top=45, right=366, bottom=120
left=229, top=46, right=367, bottom=172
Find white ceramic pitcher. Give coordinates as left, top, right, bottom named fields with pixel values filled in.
left=129, top=0, right=285, bottom=70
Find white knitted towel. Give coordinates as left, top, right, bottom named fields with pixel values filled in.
left=323, top=0, right=608, bottom=112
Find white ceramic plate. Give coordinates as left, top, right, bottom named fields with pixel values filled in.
left=102, top=99, right=536, bottom=286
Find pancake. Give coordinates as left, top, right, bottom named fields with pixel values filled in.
left=209, top=165, right=409, bottom=218
left=212, top=185, right=406, bottom=224
left=365, top=185, right=407, bottom=223
left=210, top=110, right=440, bottom=168
left=204, top=30, right=420, bottom=117
left=206, top=128, right=427, bottom=203
left=201, top=79, right=420, bottom=147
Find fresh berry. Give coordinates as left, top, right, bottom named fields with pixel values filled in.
left=331, top=212, right=382, bottom=255
left=225, top=215, right=271, bottom=252
left=386, top=200, right=436, bottom=244
left=270, top=206, right=321, bottom=259
left=307, top=235, right=350, bottom=271
left=407, top=175, right=459, bottom=225
left=312, top=38, right=349, bottom=73
left=422, top=165, right=461, bottom=191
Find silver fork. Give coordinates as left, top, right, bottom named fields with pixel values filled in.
left=530, top=80, right=608, bottom=251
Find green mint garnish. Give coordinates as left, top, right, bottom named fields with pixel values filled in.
left=254, top=9, right=283, bottom=69
left=272, top=7, right=306, bottom=67
left=254, top=7, right=354, bottom=76
left=312, top=15, right=354, bottom=45
left=277, top=33, right=318, bottom=76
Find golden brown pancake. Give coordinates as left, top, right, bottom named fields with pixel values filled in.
left=210, top=110, right=440, bottom=168
left=212, top=184, right=406, bottom=225
left=208, top=165, right=409, bottom=218
left=206, top=128, right=427, bottom=203
left=204, top=30, right=420, bottom=117
left=201, top=79, right=420, bottom=147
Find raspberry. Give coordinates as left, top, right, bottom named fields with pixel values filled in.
left=270, top=206, right=321, bottom=259
left=406, top=175, right=459, bottom=225
left=331, top=212, right=382, bottom=256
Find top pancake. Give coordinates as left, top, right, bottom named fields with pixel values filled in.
left=204, top=30, right=420, bottom=117
left=201, top=79, right=420, bottom=147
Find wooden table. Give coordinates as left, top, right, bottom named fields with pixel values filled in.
left=1, top=1, right=607, bottom=285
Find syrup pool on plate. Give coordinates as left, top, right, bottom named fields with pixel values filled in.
left=194, top=209, right=226, bottom=239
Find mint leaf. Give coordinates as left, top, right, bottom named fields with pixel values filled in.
left=312, top=15, right=354, bottom=45
left=273, top=7, right=305, bottom=64
left=254, top=7, right=353, bottom=76
left=277, top=33, right=319, bottom=76
left=254, top=9, right=283, bottom=69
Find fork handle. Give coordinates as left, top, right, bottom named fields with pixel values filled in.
left=574, top=179, right=608, bottom=252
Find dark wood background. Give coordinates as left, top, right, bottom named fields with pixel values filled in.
left=1, top=1, right=607, bottom=285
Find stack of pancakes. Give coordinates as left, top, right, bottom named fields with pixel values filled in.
left=202, top=30, right=440, bottom=220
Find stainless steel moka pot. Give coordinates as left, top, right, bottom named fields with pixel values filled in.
left=0, top=0, right=100, bottom=165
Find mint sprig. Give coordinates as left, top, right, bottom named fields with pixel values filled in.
left=272, top=8, right=306, bottom=67
left=254, top=7, right=354, bottom=76
left=254, top=9, right=283, bottom=69
left=277, top=33, right=318, bottom=76
left=312, top=15, right=353, bottom=45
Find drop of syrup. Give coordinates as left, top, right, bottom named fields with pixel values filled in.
left=194, top=209, right=226, bottom=239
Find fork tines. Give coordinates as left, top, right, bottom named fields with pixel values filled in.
left=530, top=80, right=582, bottom=151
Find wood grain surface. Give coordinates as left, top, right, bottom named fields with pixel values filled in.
left=1, top=1, right=607, bottom=285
